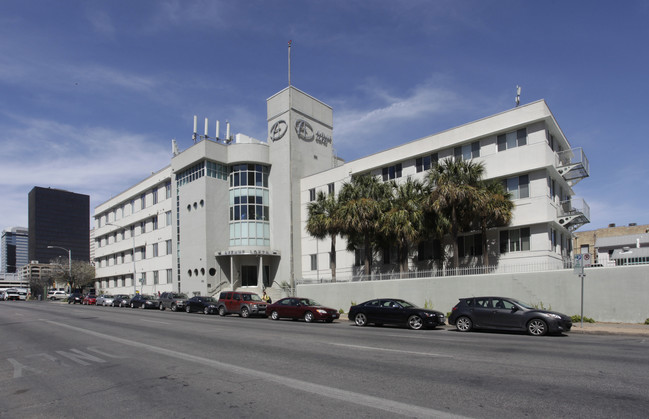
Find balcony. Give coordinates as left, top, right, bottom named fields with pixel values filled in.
left=556, top=147, right=589, bottom=186
left=557, top=197, right=590, bottom=231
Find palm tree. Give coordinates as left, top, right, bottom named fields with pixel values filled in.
left=426, top=158, right=485, bottom=270
left=306, top=191, right=342, bottom=281
left=474, top=180, right=514, bottom=266
left=380, top=178, right=426, bottom=277
left=338, top=175, right=391, bottom=276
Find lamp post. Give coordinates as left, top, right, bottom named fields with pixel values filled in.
left=106, top=222, right=137, bottom=295
left=47, top=245, right=71, bottom=291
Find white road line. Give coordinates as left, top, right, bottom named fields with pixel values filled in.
left=45, top=320, right=468, bottom=419
left=328, top=342, right=454, bottom=358
left=139, top=319, right=170, bottom=325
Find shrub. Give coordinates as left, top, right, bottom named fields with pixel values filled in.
left=423, top=299, right=433, bottom=309
left=571, top=315, right=595, bottom=323
left=339, top=308, right=345, bottom=314
left=645, top=318, right=649, bottom=325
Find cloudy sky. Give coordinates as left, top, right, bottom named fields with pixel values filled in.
left=1, top=1, right=648, bottom=232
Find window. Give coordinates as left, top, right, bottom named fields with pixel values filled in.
left=152, top=243, right=159, bottom=257
left=458, top=233, right=483, bottom=257
left=503, top=175, right=529, bottom=199
left=327, top=183, right=335, bottom=195
left=166, top=269, right=173, bottom=284
left=140, top=246, right=146, bottom=260
left=418, top=239, right=441, bottom=261
left=166, top=181, right=172, bottom=199
left=454, top=142, right=480, bottom=160
left=130, top=198, right=136, bottom=214
left=310, top=254, right=317, bottom=271
left=166, top=239, right=172, bottom=255
left=498, top=128, right=527, bottom=151
left=500, top=228, right=531, bottom=253
left=153, top=271, right=159, bottom=285
left=416, top=153, right=438, bottom=172
left=152, top=216, right=158, bottom=230
left=152, top=188, right=158, bottom=205
left=166, top=211, right=172, bottom=226
left=140, top=193, right=146, bottom=210
left=309, top=188, right=316, bottom=201
left=382, top=163, right=402, bottom=181
left=140, top=221, right=146, bottom=234
left=580, top=244, right=589, bottom=255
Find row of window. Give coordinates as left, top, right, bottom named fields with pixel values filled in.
left=177, top=160, right=229, bottom=188
left=230, top=164, right=269, bottom=188
left=97, top=181, right=172, bottom=228
left=96, top=212, right=172, bottom=248
left=96, top=240, right=173, bottom=268
left=97, top=269, right=173, bottom=289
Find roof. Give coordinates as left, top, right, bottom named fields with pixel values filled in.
left=596, top=233, right=649, bottom=248
left=611, top=247, right=649, bottom=259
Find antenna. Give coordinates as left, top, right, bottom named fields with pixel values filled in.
left=288, top=40, right=292, bottom=86
left=193, top=115, right=197, bottom=142
left=172, top=139, right=179, bottom=156
left=515, top=85, right=522, bottom=107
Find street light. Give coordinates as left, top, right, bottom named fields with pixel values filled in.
left=106, top=222, right=137, bottom=295
left=47, top=245, right=71, bottom=291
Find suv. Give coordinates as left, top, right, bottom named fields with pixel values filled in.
left=216, top=291, right=267, bottom=318
left=158, top=292, right=188, bottom=311
left=48, top=290, right=68, bottom=300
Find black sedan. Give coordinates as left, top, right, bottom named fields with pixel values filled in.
left=111, top=294, right=132, bottom=307
left=185, top=296, right=218, bottom=314
left=448, top=296, right=572, bottom=336
left=129, top=294, right=157, bottom=309
left=348, top=298, right=445, bottom=330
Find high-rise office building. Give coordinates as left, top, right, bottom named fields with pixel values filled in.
left=1, top=227, right=28, bottom=273
left=28, top=187, right=90, bottom=264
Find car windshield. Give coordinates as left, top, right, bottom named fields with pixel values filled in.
left=242, top=294, right=262, bottom=302
left=203, top=297, right=216, bottom=302
left=174, top=294, right=187, bottom=299
left=299, top=299, right=321, bottom=306
left=397, top=300, right=417, bottom=308
left=511, top=299, right=535, bottom=309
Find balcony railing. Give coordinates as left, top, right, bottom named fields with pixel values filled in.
left=556, top=147, right=589, bottom=186
left=558, top=197, right=590, bottom=231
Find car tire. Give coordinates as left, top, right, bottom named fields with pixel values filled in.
left=218, top=306, right=226, bottom=316
left=159, top=303, right=164, bottom=311
left=185, top=305, right=191, bottom=313
left=171, top=304, right=177, bottom=312
left=130, top=302, right=135, bottom=308
left=407, top=315, right=424, bottom=330
left=527, top=319, right=548, bottom=336
left=241, top=307, right=250, bottom=318
left=204, top=307, right=210, bottom=315
left=68, top=300, right=71, bottom=304
left=270, top=311, right=279, bottom=320
left=304, top=311, right=314, bottom=323
left=354, top=312, right=367, bottom=327
left=455, top=316, right=473, bottom=332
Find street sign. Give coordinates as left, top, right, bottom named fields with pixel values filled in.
left=583, top=253, right=592, bottom=267
left=573, top=254, right=583, bottom=273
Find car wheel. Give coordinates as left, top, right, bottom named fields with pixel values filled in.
left=304, top=311, right=314, bottom=323
left=185, top=305, right=191, bottom=313
left=455, top=316, right=473, bottom=332
left=130, top=302, right=135, bottom=308
left=241, top=307, right=250, bottom=318
left=407, top=315, right=424, bottom=330
left=527, top=319, right=548, bottom=336
left=159, top=303, right=164, bottom=311
left=68, top=300, right=71, bottom=304
left=354, top=312, right=367, bottom=327
left=270, top=310, right=280, bottom=320
left=204, top=307, right=210, bottom=315
left=218, top=306, right=226, bottom=316
left=171, top=304, right=177, bottom=312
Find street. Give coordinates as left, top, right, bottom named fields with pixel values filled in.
left=1, top=301, right=648, bottom=418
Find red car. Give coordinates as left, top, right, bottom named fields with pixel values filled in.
left=82, top=294, right=97, bottom=305
left=266, top=297, right=339, bottom=323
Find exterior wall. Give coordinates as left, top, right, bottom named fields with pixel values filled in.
left=297, top=264, right=649, bottom=323
left=94, top=166, right=173, bottom=296
left=300, top=100, right=582, bottom=281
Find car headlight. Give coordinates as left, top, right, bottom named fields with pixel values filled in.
left=545, top=313, right=562, bottom=319
left=423, top=312, right=435, bottom=317
left=316, top=309, right=327, bottom=314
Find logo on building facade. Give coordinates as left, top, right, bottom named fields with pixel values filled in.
left=269, top=120, right=288, bottom=141
left=295, top=119, right=332, bottom=146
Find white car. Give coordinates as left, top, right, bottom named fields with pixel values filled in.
left=48, top=290, right=68, bottom=300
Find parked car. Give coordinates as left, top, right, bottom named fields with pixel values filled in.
left=216, top=291, right=267, bottom=317
left=448, top=296, right=572, bottom=336
left=267, top=297, right=339, bottom=323
left=47, top=290, right=68, bottom=300
left=82, top=294, right=97, bottom=305
left=95, top=294, right=115, bottom=306
left=68, top=292, right=83, bottom=304
left=111, top=294, right=132, bottom=307
left=348, top=298, right=446, bottom=330
left=129, top=294, right=157, bottom=309
left=185, top=296, right=219, bottom=314
left=5, top=288, right=28, bottom=301
left=158, top=292, right=188, bottom=311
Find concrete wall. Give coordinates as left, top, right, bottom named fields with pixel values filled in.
left=296, top=264, right=649, bottom=323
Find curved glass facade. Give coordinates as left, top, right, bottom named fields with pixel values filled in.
left=229, top=164, right=270, bottom=246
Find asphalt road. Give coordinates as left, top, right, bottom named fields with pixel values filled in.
left=1, top=301, right=648, bottom=418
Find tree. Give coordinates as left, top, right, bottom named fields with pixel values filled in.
left=338, top=175, right=392, bottom=276
left=426, top=158, right=485, bottom=269
left=50, top=259, right=96, bottom=291
left=474, top=180, right=514, bottom=266
left=379, top=178, right=426, bottom=276
left=306, top=191, right=342, bottom=281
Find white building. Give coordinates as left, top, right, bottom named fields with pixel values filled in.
left=93, top=86, right=588, bottom=297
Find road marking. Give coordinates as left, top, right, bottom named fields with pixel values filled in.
left=8, top=358, right=39, bottom=378
left=139, top=318, right=170, bottom=325
left=45, top=320, right=467, bottom=419
left=329, top=342, right=454, bottom=358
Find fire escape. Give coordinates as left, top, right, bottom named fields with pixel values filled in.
left=556, top=148, right=590, bottom=231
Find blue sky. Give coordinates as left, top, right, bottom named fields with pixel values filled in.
left=1, top=1, right=648, bottom=232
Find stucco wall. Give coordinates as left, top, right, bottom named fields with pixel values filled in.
left=296, top=264, right=649, bottom=323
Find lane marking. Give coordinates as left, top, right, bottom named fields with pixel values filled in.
left=45, top=320, right=468, bottom=419
left=329, top=342, right=454, bottom=358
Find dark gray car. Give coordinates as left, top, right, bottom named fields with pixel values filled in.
left=158, top=292, right=188, bottom=311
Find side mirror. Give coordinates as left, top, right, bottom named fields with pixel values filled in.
left=511, top=306, right=519, bottom=312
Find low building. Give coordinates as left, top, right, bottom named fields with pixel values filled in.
left=574, top=223, right=649, bottom=266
